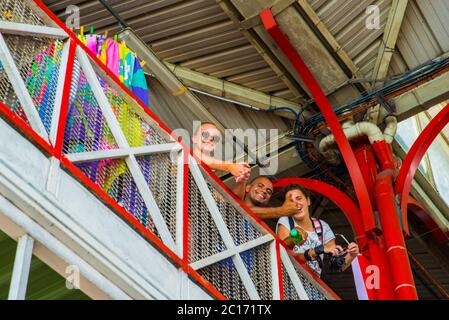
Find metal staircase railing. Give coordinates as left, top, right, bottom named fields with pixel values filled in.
left=0, top=0, right=339, bottom=300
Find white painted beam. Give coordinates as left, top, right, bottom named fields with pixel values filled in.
left=191, top=234, right=274, bottom=271
left=0, top=32, right=47, bottom=138
left=280, top=246, right=309, bottom=300
left=0, top=21, right=67, bottom=38
left=8, top=234, right=34, bottom=300
left=0, top=197, right=131, bottom=300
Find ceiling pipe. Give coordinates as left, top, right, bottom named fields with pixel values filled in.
left=319, top=117, right=398, bottom=166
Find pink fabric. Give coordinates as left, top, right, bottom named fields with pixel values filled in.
left=85, top=34, right=98, bottom=55
left=106, top=39, right=120, bottom=77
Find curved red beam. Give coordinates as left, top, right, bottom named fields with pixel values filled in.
left=408, top=197, right=449, bottom=242
left=260, top=8, right=375, bottom=232
left=396, top=103, right=449, bottom=217
left=273, top=178, right=366, bottom=247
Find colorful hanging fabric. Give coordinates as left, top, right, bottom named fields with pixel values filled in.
left=131, top=58, right=149, bottom=106
left=106, top=38, right=120, bottom=77
left=76, top=31, right=150, bottom=107
left=119, top=43, right=135, bottom=88
left=85, top=34, right=98, bottom=55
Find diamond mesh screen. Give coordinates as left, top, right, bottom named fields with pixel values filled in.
left=240, top=244, right=273, bottom=300
left=76, top=159, right=158, bottom=236
left=281, top=263, right=300, bottom=300
left=209, top=183, right=262, bottom=246
left=63, top=60, right=119, bottom=154
left=188, top=173, right=226, bottom=263
left=291, top=260, right=327, bottom=300
left=1, top=35, right=63, bottom=126
left=98, top=74, right=167, bottom=147
left=197, top=258, right=250, bottom=300
left=136, top=154, right=177, bottom=241
left=0, top=0, right=45, bottom=26
left=20, top=38, right=64, bottom=132
left=0, top=64, right=26, bottom=122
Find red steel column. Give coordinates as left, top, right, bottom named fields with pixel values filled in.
left=353, top=142, right=395, bottom=299
left=374, top=172, right=418, bottom=299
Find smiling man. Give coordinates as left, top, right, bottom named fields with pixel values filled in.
left=243, top=176, right=301, bottom=219
left=192, top=122, right=251, bottom=198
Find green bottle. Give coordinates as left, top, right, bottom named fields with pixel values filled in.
left=290, top=228, right=303, bottom=244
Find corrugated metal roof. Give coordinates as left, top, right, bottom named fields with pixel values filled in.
left=43, top=0, right=295, bottom=100
left=148, top=77, right=290, bottom=133
left=310, top=0, right=449, bottom=78
left=42, top=0, right=449, bottom=109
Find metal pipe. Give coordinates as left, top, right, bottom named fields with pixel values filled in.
left=374, top=172, right=418, bottom=300
left=372, top=140, right=395, bottom=171
left=319, top=120, right=395, bottom=170
left=383, top=116, right=398, bottom=144
left=97, top=0, right=129, bottom=29
left=353, top=143, right=396, bottom=299
left=366, top=238, right=396, bottom=299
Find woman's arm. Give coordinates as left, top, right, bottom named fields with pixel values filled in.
left=277, top=224, right=295, bottom=249
left=277, top=224, right=307, bottom=262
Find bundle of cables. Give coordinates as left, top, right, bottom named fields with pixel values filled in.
left=265, top=53, right=449, bottom=188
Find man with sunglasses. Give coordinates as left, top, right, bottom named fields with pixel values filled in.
left=243, top=176, right=304, bottom=219
left=192, top=123, right=251, bottom=198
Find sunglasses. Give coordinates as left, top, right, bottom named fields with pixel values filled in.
left=201, top=130, right=221, bottom=143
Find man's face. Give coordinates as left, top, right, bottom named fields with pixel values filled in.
left=246, top=178, right=273, bottom=207
left=287, top=189, right=311, bottom=220
left=193, top=124, right=222, bottom=154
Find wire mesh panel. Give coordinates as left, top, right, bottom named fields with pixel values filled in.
left=240, top=244, right=273, bottom=300
left=0, top=63, right=26, bottom=122
left=0, top=0, right=45, bottom=26
left=290, top=258, right=327, bottom=300
left=76, top=159, right=158, bottom=236
left=136, top=154, right=177, bottom=241
left=98, top=73, right=168, bottom=147
left=1, top=35, right=62, bottom=126
left=188, top=173, right=226, bottom=263
left=7, top=35, right=63, bottom=132
left=63, top=59, right=119, bottom=154
left=209, top=183, right=262, bottom=246
left=197, top=258, right=250, bottom=300
left=281, top=263, right=300, bottom=300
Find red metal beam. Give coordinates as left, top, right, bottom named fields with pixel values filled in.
left=54, top=38, right=76, bottom=157
left=396, top=103, right=449, bottom=219
left=260, top=8, right=376, bottom=233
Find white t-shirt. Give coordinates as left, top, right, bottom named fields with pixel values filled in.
left=276, top=216, right=335, bottom=276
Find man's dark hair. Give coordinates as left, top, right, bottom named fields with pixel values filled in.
left=283, top=184, right=311, bottom=200
left=249, top=175, right=273, bottom=185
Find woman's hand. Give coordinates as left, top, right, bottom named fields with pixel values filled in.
left=347, top=242, right=359, bottom=257
left=324, top=244, right=344, bottom=256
